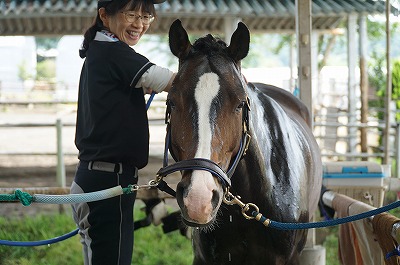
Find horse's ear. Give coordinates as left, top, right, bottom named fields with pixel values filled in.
left=226, top=22, right=250, bottom=62
left=169, top=19, right=191, bottom=59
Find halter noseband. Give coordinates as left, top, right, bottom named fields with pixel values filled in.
left=155, top=97, right=251, bottom=194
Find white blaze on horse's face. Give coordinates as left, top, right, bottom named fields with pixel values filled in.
left=183, top=72, right=222, bottom=224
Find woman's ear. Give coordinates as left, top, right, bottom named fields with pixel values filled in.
left=98, top=7, right=109, bottom=28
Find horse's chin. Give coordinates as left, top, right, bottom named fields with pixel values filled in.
left=182, top=218, right=214, bottom=228
left=181, top=213, right=218, bottom=228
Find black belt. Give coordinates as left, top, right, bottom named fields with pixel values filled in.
left=79, top=161, right=138, bottom=175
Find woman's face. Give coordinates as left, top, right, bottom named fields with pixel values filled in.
left=99, top=7, right=151, bottom=46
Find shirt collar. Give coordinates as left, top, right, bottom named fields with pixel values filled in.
left=95, top=30, right=119, bottom=42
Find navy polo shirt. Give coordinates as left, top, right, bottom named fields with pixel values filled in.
left=75, top=39, right=154, bottom=169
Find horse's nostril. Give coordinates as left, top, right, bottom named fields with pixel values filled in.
left=176, top=182, right=187, bottom=211
left=211, top=189, right=220, bottom=208
left=176, top=182, right=187, bottom=198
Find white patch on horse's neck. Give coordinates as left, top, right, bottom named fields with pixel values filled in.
left=247, top=87, right=304, bottom=219
left=194, top=73, right=220, bottom=158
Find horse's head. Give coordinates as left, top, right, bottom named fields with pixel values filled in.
left=167, top=19, right=250, bottom=226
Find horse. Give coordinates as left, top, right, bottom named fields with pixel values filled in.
left=164, top=19, right=322, bottom=265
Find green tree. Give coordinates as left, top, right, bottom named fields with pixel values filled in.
left=392, top=60, right=400, bottom=121
left=17, top=60, right=32, bottom=81
left=34, top=37, right=60, bottom=82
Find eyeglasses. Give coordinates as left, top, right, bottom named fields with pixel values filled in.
left=120, top=12, right=154, bottom=25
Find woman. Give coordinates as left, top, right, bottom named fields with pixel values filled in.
left=70, top=0, right=173, bottom=264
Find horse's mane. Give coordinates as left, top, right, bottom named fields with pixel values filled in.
left=191, top=34, right=228, bottom=57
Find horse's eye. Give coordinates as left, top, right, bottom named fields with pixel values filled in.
left=167, top=100, right=176, bottom=110
left=236, top=101, right=245, bottom=112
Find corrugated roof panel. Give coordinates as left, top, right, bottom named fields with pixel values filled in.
left=181, top=0, right=195, bottom=13
left=315, top=0, right=345, bottom=14
left=0, top=0, right=396, bottom=35
left=213, top=0, right=229, bottom=14
left=192, top=0, right=208, bottom=13
left=204, top=1, right=219, bottom=14
left=66, top=0, right=77, bottom=12
left=52, top=0, right=65, bottom=12
left=246, top=0, right=264, bottom=15
left=76, top=1, right=88, bottom=13
left=238, top=0, right=254, bottom=15
left=312, top=0, right=333, bottom=14
left=169, top=0, right=184, bottom=13
left=333, top=0, right=356, bottom=13
left=281, top=0, right=296, bottom=15
left=344, top=0, right=369, bottom=12
left=31, top=1, right=41, bottom=13
left=226, top=0, right=241, bottom=14
left=270, top=0, right=289, bottom=15
left=311, top=1, right=323, bottom=15
left=4, top=1, right=16, bottom=15
left=259, top=0, right=277, bottom=16
left=42, top=0, right=54, bottom=13
left=155, top=1, right=169, bottom=12
left=18, top=1, right=28, bottom=13
left=365, top=0, right=385, bottom=13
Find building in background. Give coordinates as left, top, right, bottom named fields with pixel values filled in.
left=0, top=36, right=36, bottom=94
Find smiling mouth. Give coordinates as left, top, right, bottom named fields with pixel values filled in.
left=127, top=31, right=140, bottom=38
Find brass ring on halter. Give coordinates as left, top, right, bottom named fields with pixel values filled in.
left=242, top=203, right=259, bottom=220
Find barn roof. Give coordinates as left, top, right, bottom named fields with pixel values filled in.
left=0, top=0, right=396, bottom=36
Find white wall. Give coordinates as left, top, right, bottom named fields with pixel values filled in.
left=55, top=36, right=84, bottom=101
left=0, top=36, right=36, bottom=92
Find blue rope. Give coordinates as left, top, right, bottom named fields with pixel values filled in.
left=386, top=245, right=400, bottom=259
left=252, top=200, right=400, bottom=230
left=0, top=228, right=78, bottom=247
left=146, top=92, right=156, bottom=110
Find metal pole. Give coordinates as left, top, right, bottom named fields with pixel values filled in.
left=347, top=14, right=358, bottom=157
left=56, top=119, right=66, bottom=188
left=359, top=15, right=369, bottom=160
left=384, top=0, right=392, bottom=164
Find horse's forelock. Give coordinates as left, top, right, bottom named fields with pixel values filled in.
left=192, top=35, right=228, bottom=57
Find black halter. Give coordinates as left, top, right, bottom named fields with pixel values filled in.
left=155, top=98, right=251, bottom=196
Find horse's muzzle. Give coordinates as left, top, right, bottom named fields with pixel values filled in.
left=176, top=170, right=223, bottom=226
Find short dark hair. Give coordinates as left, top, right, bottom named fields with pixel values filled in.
left=79, top=0, right=156, bottom=58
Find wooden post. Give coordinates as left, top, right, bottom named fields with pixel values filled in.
left=296, top=0, right=313, bottom=116
left=289, top=34, right=297, bottom=93
left=296, top=0, right=325, bottom=263
left=56, top=119, right=66, bottom=188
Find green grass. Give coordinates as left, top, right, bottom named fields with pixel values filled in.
left=0, top=213, right=82, bottom=265
left=0, top=207, right=193, bottom=265
left=5, top=200, right=393, bottom=265
left=323, top=228, right=340, bottom=265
